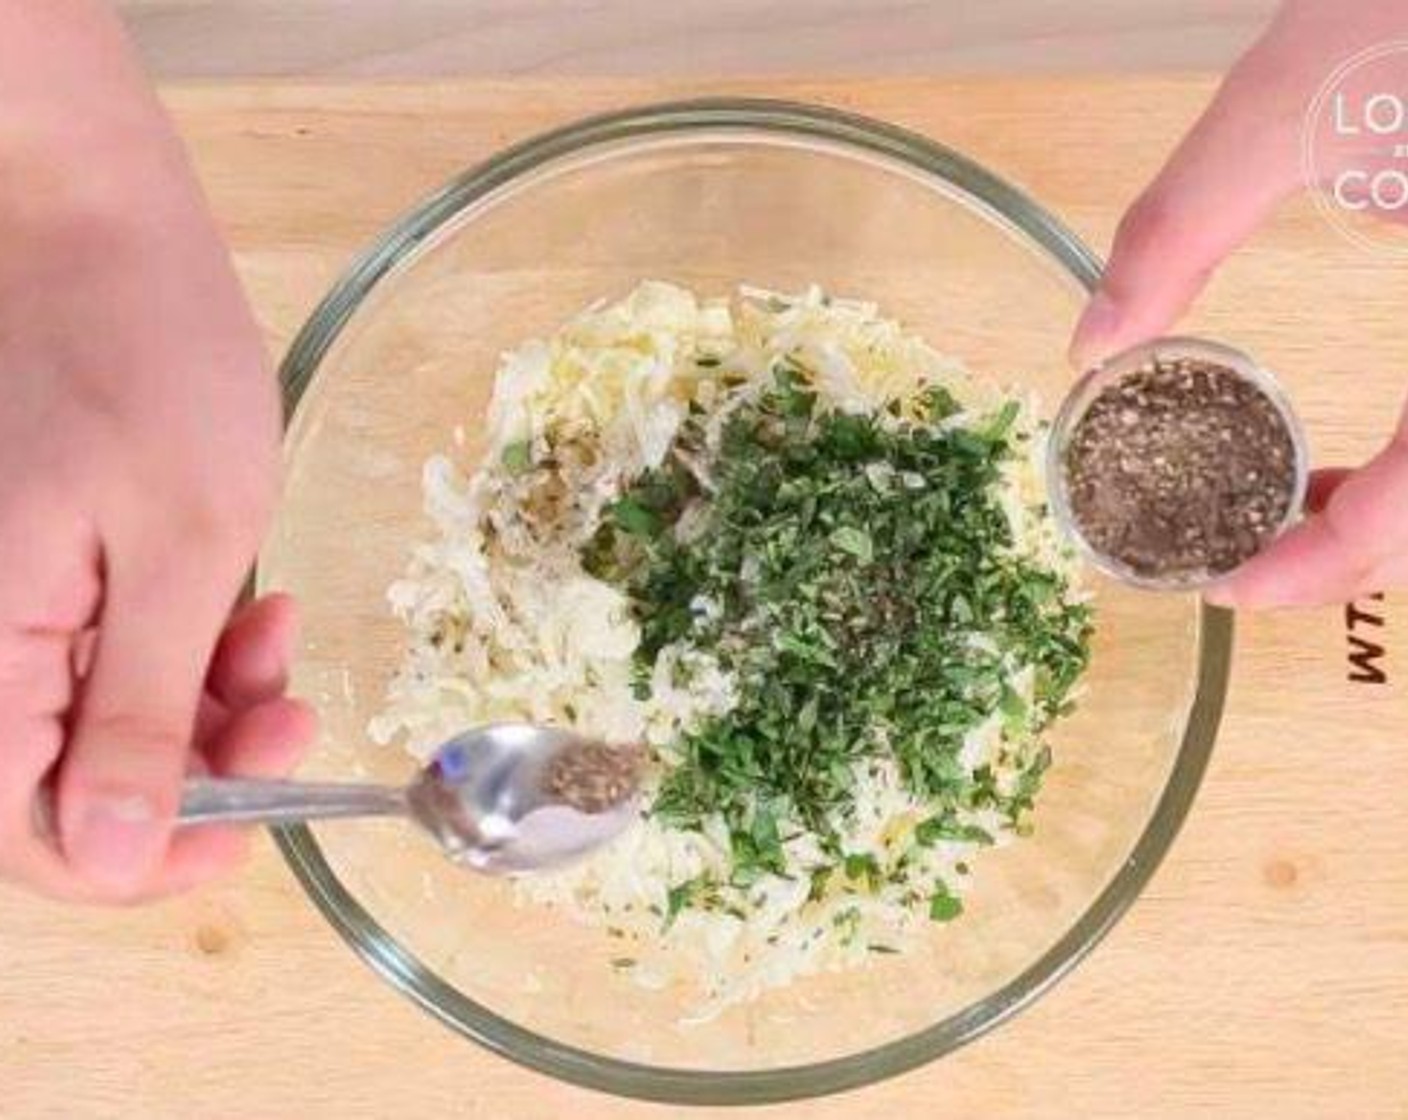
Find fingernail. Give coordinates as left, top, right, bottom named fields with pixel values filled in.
left=68, top=795, right=165, bottom=891
left=1069, top=292, right=1121, bottom=370
left=1202, top=583, right=1237, bottom=608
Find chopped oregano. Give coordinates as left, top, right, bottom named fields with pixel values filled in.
left=584, top=363, right=1092, bottom=920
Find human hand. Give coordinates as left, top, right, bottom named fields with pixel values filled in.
left=1069, top=0, right=1408, bottom=608
left=0, top=1, right=313, bottom=903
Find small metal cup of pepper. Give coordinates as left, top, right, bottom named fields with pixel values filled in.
left=1049, top=337, right=1309, bottom=591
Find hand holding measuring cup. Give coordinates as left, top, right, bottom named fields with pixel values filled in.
left=1069, top=0, right=1408, bottom=608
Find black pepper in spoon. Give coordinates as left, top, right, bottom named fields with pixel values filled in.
left=540, top=740, right=645, bottom=814
left=1064, top=355, right=1299, bottom=582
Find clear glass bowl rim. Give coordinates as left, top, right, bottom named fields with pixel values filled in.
left=266, top=97, right=1233, bottom=1106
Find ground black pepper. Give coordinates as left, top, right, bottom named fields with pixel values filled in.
left=542, top=740, right=644, bottom=814
left=1063, top=356, right=1298, bottom=581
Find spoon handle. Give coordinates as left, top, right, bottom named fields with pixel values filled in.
left=179, top=777, right=409, bottom=827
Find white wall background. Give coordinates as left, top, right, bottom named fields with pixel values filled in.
left=116, top=1, right=1276, bottom=78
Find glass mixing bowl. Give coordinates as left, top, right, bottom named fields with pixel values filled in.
left=262, top=99, right=1231, bottom=1105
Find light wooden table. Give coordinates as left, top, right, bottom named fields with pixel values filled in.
left=115, top=2, right=1275, bottom=79
left=3, top=78, right=1406, bottom=1119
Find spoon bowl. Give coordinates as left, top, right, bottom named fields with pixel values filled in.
left=179, top=723, right=641, bottom=875
left=407, top=725, right=641, bottom=873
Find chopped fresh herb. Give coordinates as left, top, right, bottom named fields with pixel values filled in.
left=922, top=385, right=962, bottom=422
left=833, top=905, right=862, bottom=945
left=843, top=852, right=883, bottom=892
left=929, top=883, right=964, bottom=922
left=999, top=685, right=1028, bottom=726
left=500, top=439, right=533, bottom=474
left=665, top=876, right=710, bottom=930
left=829, top=526, right=875, bottom=565
left=584, top=364, right=1092, bottom=921
left=915, top=811, right=995, bottom=847
left=608, top=497, right=662, bottom=537
left=984, top=399, right=1021, bottom=442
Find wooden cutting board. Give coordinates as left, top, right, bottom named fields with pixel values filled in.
left=3, top=78, right=1405, bottom=1120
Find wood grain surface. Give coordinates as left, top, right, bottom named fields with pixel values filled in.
left=2, top=78, right=1406, bottom=1119
left=115, top=2, right=1275, bottom=79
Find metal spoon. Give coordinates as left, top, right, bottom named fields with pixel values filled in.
left=178, top=723, right=642, bottom=874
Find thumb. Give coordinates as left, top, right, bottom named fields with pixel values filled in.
left=1071, top=51, right=1303, bottom=368
left=1208, top=430, right=1408, bottom=608
left=56, top=543, right=245, bottom=896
